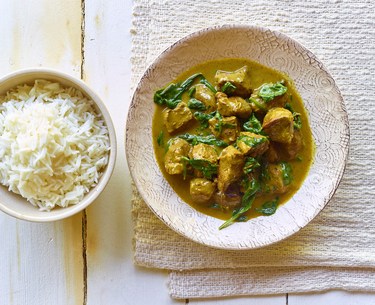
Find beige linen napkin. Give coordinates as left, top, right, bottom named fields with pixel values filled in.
left=131, top=0, right=375, bottom=299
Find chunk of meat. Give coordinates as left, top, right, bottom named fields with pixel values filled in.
left=162, top=102, right=193, bottom=134
left=189, top=143, right=218, bottom=164
left=217, top=146, right=244, bottom=192
left=194, top=84, right=216, bottom=111
left=262, top=107, right=294, bottom=144
left=208, top=115, right=240, bottom=144
left=215, top=92, right=252, bottom=118
left=262, top=163, right=291, bottom=194
left=263, top=142, right=280, bottom=163
left=189, top=143, right=218, bottom=177
left=236, top=131, right=269, bottom=157
left=215, top=66, right=252, bottom=97
left=281, top=129, right=304, bottom=160
left=164, top=138, right=191, bottom=175
left=214, top=184, right=242, bottom=210
left=190, top=178, right=216, bottom=204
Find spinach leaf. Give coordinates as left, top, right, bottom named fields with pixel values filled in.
left=193, top=111, right=216, bottom=129
left=241, top=178, right=261, bottom=204
left=157, top=130, right=164, bottom=147
left=280, top=162, right=293, bottom=185
left=249, top=97, right=267, bottom=111
left=181, top=157, right=218, bottom=180
left=221, top=81, right=236, bottom=95
left=182, top=157, right=218, bottom=180
left=166, top=98, right=181, bottom=109
left=188, top=87, right=196, bottom=97
left=213, top=111, right=235, bottom=134
left=259, top=163, right=271, bottom=193
left=219, top=178, right=260, bottom=230
left=256, top=197, right=279, bottom=216
left=293, top=113, right=302, bottom=130
left=219, top=196, right=256, bottom=230
left=178, top=133, right=228, bottom=147
left=153, top=73, right=203, bottom=109
left=154, top=83, right=180, bottom=107
left=285, top=103, right=302, bottom=130
left=200, top=78, right=217, bottom=93
left=237, top=134, right=267, bottom=148
left=243, top=113, right=263, bottom=134
left=181, top=156, right=189, bottom=180
left=187, top=98, right=206, bottom=111
left=237, top=215, right=248, bottom=222
left=258, top=81, right=287, bottom=102
left=243, top=157, right=260, bottom=175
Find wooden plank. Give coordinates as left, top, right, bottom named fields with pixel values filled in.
left=83, top=0, right=186, bottom=303
left=190, top=296, right=286, bottom=305
left=289, top=291, right=375, bottom=305
left=0, top=0, right=82, bottom=75
left=83, top=0, right=152, bottom=303
left=0, top=0, right=84, bottom=304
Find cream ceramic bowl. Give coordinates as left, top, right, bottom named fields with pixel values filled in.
left=0, top=68, right=116, bottom=222
left=126, top=25, right=349, bottom=249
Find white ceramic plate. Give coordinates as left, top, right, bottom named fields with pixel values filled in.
left=126, top=25, right=349, bottom=249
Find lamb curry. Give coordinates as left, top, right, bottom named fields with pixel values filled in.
left=152, top=58, right=314, bottom=229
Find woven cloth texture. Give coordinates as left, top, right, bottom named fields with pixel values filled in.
left=131, top=0, right=375, bottom=299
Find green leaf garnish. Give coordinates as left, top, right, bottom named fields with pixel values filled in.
left=178, top=133, right=228, bottom=147
left=153, top=73, right=203, bottom=108
left=280, top=162, right=293, bottom=185
left=258, top=81, right=287, bottom=102
left=219, top=178, right=260, bottom=230
left=221, top=81, right=236, bottom=95
left=187, top=98, right=206, bottom=111
left=243, top=113, right=263, bottom=134
left=243, top=157, right=261, bottom=175
left=193, top=111, right=216, bottom=129
left=285, top=103, right=302, bottom=130
left=249, top=97, right=267, bottom=111
left=188, top=87, right=196, bottom=97
left=181, top=157, right=218, bottom=180
left=200, top=78, right=217, bottom=93
left=213, top=111, right=235, bottom=134
left=156, top=130, right=164, bottom=147
left=236, top=134, right=267, bottom=148
left=256, top=197, right=279, bottom=216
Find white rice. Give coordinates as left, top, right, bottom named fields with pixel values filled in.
left=0, top=80, right=110, bottom=211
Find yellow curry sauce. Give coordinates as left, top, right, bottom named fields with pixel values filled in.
left=152, top=58, right=314, bottom=226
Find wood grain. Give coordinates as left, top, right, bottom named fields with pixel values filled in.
left=0, top=0, right=374, bottom=304
left=0, top=0, right=84, bottom=304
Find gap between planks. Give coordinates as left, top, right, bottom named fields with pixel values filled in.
left=80, top=0, right=88, bottom=305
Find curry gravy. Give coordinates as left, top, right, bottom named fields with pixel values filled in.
left=152, top=58, right=314, bottom=221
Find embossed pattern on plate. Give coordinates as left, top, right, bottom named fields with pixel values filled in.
left=126, top=25, right=349, bottom=249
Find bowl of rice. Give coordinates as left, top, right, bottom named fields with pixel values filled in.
left=0, top=68, right=116, bottom=221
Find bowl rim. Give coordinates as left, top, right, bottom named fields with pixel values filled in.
left=0, top=67, right=117, bottom=222
left=126, top=24, right=350, bottom=249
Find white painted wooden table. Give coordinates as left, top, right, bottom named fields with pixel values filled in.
left=1, top=1, right=374, bottom=304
